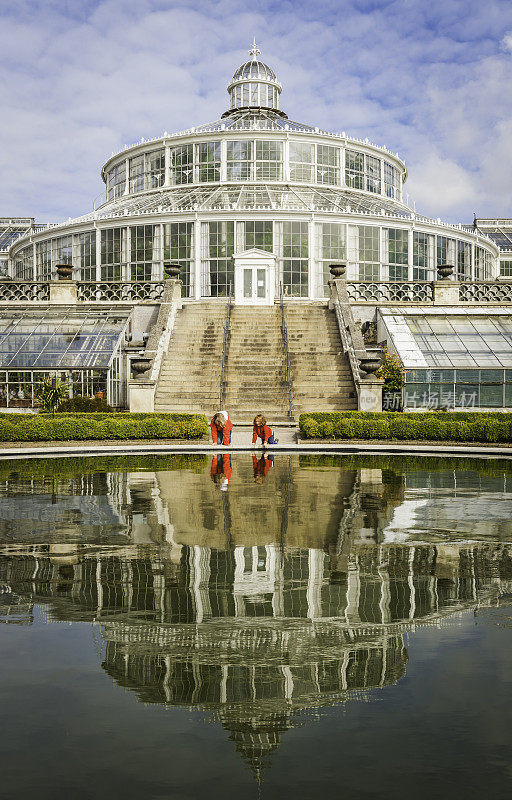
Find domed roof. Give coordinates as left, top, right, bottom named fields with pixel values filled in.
left=229, top=40, right=280, bottom=87
left=232, top=59, right=277, bottom=83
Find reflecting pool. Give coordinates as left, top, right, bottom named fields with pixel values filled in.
left=1, top=453, right=511, bottom=799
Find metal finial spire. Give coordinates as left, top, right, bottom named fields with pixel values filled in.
left=249, top=38, right=261, bottom=60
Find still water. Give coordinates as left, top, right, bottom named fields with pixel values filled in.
left=0, top=453, right=511, bottom=799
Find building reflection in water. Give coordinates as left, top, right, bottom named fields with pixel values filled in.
left=1, top=454, right=511, bottom=775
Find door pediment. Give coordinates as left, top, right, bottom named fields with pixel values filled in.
left=233, top=248, right=276, bottom=266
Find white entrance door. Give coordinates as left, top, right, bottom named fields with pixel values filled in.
left=242, top=265, right=268, bottom=304
left=233, top=249, right=276, bottom=306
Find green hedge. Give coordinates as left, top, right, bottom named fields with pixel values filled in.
left=299, top=411, right=512, bottom=444
left=299, top=453, right=512, bottom=474
left=57, top=396, right=114, bottom=413
left=0, top=453, right=208, bottom=477
left=0, top=413, right=208, bottom=443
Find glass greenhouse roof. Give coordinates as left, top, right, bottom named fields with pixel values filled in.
left=93, top=183, right=411, bottom=218
left=0, top=223, right=33, bottom=251
left=0, top=307, right=129, bottom=370
left=194, top=109, right=315, bottom=133
left=385, top=313, right=512, bottom=368
left=474, top=220, right=512, bottom=251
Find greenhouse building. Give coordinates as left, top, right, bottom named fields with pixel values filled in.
left=3, top=43, right=512, bottom=415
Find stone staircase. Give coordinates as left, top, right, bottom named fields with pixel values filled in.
left=153, top=300, right=357, bottom=419
left=154, top=301, right=226, bottom=414
left=285, top=302, right=358, bottom=413
left=223, top=306, right=291, bottom=423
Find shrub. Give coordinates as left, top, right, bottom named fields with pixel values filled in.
left=57, top=396, right=114, bottom=413
left=376, top=348, right=404, bottom=393
left=35, top=377, right=69, bottom=414
left=301, top=418, right=319, bottom=439
left=0, top=413, right=208, bottom=443
left=298, top=411, right=512, bottom=444
left=319, top=421, right=334, bottom=438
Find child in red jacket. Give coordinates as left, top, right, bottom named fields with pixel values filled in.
left=210, top=410, right=233, bottom=445
left=211, top=454, right=232, bottom=490
left=252, top=414, right=278, bottom=448
left=252, top=453, right=274, bottom=483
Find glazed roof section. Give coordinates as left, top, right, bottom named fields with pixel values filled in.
left=474, top=220, right=512, bottom=252
left=0, top=307, right=129, bottom=370
left=0, top=219, right=35, bottom=252
left=13, top=185, right=499, bottom=248
left=93, top=184, right=412, bottom=216
left=383, top=310, right=512, bottom=368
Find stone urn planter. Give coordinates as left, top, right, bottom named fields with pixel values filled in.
left=329, top=263, right=347, bottom=278
left=437, top=264, right=454, bottom=280
left=56, top=264, right=73, bottom=280
left=359, top=356, right=381, bottom=375
left=163, top=262, right=181, bottom=279
left=131, top=358, right=152, bottom=377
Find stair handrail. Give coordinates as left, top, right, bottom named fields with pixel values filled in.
left=219, top=284, right=233, bottom=407
left=333, top=298, right=362, bottom=384
left=279, top=282, right=293, bottom=419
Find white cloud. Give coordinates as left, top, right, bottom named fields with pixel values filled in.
left=1, top=0, right=512, bottom=222
left=502, top=31, right=512, bottom=52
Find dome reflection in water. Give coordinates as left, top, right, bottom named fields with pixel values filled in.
left=1, top=453, right=511, bottom=780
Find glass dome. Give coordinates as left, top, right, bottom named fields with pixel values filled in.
left=232, top=60, right=277, bottom=82
left=226, top=41, right=283, bottom=116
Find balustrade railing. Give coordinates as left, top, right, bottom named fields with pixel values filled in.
left=0, top=282, right=50, bottom=302
left=280, top=283, right=293, bottom=419
left=333, top=300, right=361, bottom=384
left=77, top=281, right=165, bottom=302
left=219, top=287, right=233, bottom=408
left=459, top=282, right=512, bottom=303
left=346, top=281, right=434, bottom=303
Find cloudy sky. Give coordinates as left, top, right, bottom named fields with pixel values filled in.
left=1, top=0, right=511, bottom=224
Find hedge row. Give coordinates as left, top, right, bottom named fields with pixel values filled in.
left=299, top=453, right=512, bottom=474
left=302, top=410, right=511, bottom=423
left=0, top=453, right=208, bottom=477
left=0, top=413, right=208, bottom=442
left=299, top=411, right=512, bottom=444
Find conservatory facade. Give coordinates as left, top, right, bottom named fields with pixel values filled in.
left=8, top=47, right=499, bottom=298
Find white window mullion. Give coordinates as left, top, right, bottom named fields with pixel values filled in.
left=408, top=228, right=413, bottom=282
left=164, top=145, right=171, bottom=187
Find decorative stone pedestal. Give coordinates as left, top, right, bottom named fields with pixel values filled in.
left=49, top=280, right=78, bottom=304
left=129, top=380, right=156, bottom=412
left=433, top=280, right=460, bottom=305
left=358, top=376, right=383, bottom=412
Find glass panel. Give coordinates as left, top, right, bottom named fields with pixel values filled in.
left=257, top=269, right=266, bottom=299
left=430, top=370, right=454, bottom=383
left=207, top=222, right=234, bottom=297
left=164, top=222, right=193, bottom=297
left=345, top=150, right=364, bottom=190
left=171, top=144, right=194, bottom=185
left=245, top=221, right=273, bottom=252
left=226, top=141, right=252, bottom=181
left=405, top=369, right=427, bottom=383
left=456, top=369, right=480, bottom=383
left=455, top=384, right=478, bottom=408
left=197, top=142, right=221, bottom=183
left=480, top=384, right=503, bottom=407
left=480, top=369, right=503, bottom=383
left=255, top=141, right=282, bottom=180
left=289, top=142, right=314, bottom=182
left=282, top=221, right=308, bottom=297
left=243, top=269, right=253, bottom=298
